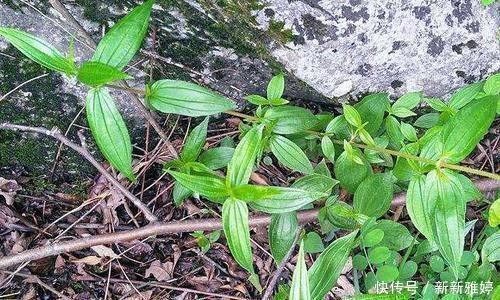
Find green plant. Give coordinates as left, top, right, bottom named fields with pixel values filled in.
left=1, top=0, right=499, bottom=298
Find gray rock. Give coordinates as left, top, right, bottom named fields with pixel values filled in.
left=255, top=0, right=500, bottom=99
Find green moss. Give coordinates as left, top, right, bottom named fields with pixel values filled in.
left=268, top=20, right=295, bottom=43
left=0, top=46, right=94, bottom=192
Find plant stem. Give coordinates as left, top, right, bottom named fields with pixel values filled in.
left=101, top=86, right=499, bottom=181
left=105, top=84, right=146, bottom=95
left=225, top=110, right=259, bottom=121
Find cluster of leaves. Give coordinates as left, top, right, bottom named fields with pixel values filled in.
left=1, top=1, right=499, bottom=299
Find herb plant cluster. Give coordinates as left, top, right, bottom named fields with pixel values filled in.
left=1, top=0, right=499, bottom=299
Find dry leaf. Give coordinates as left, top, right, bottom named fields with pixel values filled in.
left=0, top=177, right=20, bottom=205
left=91, top=245, right=119, bottom=258
left=145, top=260, right=172, bottom=281
left=72, top=256, right=102, bottom=265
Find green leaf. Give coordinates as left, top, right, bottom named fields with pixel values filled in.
left=368, top=246, right=391, bottom=264
left=326, top=201, right=360, bottom=230
left=353, top=254, right=368, bottom=270
left=353, top=173, right=393, bottom=218
left=372, top=220, right=414, bottom=251
left=393, top=91, right=422, bottom=110
left=76, top=61, right=131, bottom=86
left=456, top=174, right=482, bottom=202
left=425, top=98, right=448, bottom=112
left=290, top=174, right=337, bottom=195
left=431, top=170, right=465, bottom=279
left=400, top=122, right=417, bottom=142
left=481, top=0, right=495, bottom=5
left=181, top=117, right=209, bottom=162
left=363, top=229, right=384, bottom=247
left=173, top=181, right=192, bottom=206
left=166, top=170, right=229, bottom=199
left=376, top=265, right=399, bottom=282
left=429, top=255, right=445, bottom=272
left=343, top=104, right=362, bottom=127
left=448, top=81, right=484, bottom=110
left=198, top=147, right=234, bottom=170
left=264, top=106, right=318, bottom=134
left=407, top=174, right=435, bottom=242
left=290, top=240, right=311, bottom=300
left=267, top=74, right=285, bottom=101
left=414, top=113, right=440, bottom=129
left=385, top=116, right=404, bottom=148
left=269, top=135, right=314, bottom=174
left=146, top=80, right=235, bottom=117
left=488, top=199, right=500, bottom=227
left=441, top=95, right=497, bottom=163
left=222, top=198, right=254, bottom=273
left=484, top=73, right=500, bottom=95
left=0, top=27, right=75, bottom=75
left=354, top=93, right=389, bottom=135
left=234, top=185, right=326, bottom=214
left=303, top=232, right=324, bottom=254
left=269, top=212, right=298, bottom=264
left=244, top=94, right=269, bottom=105
left=399, top=261, right=417, bottom=280
left=227, top=125, right=263, bottom=186
left=481, top=231, right=500, bottom=263
left=91, top=0, right=154, bottom=69
left=86, top=88, right=134, bottom=180
left=391, top=107, right=416, bottom=118
left=314, top=159, right=331, bottom=178
left=334, top=149, right=372, bottom=193
left=321, top=136, right=335, bottom=162
left=308, top=231, right=357, bottom=300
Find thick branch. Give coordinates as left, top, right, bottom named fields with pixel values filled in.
left=1, top=179, right=498, bottom=269
left=0, top=123, right=158, bottom=223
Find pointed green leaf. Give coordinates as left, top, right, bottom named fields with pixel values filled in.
left=269, top=212, right=298, bottom=264
left=227, top=125, right=263, bottom=187
left=173, top=181, right=192, bottom=206
left=270, top=135, right=313, bottom=174
left=290, top=240, right=311, bottom=300
left=198, top=147, right=234, bottom=170
left=86, top=88, right=134, bottom=180
left=290, top=174, right=337, bottom=195
left=425, top=97, right=448, bottom=112
left=448, top=81, right=484, bottom=110
left=334, top=149, right=372, bottom=193
left=223, top=198, right=254, bottom=273
left=146, top=80, right=235, bottom=117
left=431, top=170, right=465, bottom=279
left=407, top=174, right=436, bottom=242
left=354, top=93, right=389, bottom=135
left=92, top=0, right=154, bottom=69
left=488, top=199, right=500, bottom=227
left=77, top=61, right=131, bottom=86
left=181, top=117, right=209, bottom=162
left=393, top=91, right=422, bottom=110
left=0, top=27, right=75, bottom=75
left=414, top=113, right=440, bottom=129
left=321, top=136, right=335, bottom=162
left=353, top=173, right=394, bottom=218
left=245, top=94, right=269, bottom=105
left=166, top=170, right=229, bottom=199
left=234, top=185, right=327, bottom=214
left=343, top=104, right=362, bottom=127
left=385, top=115, right=405, bottom=148
left=400, top=122, right=417, bottom=142
left=264, top=106, right=318, bottom=134
left=481, top=231, right=500, bottom=263
left=308, top=231, right=358, bottom=300
left=371, top=220, right=414, bottom=251
left=267, top=74, right=285, bottom=101
left=484, top=73, right=500, bottom=95
left=441, top=96, right=497, bottom=163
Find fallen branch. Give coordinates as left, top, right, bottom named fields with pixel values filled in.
left=0, top=178, right=498, bottom=269
left=0, top=123, right=158, bottom=223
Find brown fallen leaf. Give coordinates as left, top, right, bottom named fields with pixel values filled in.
left=91, top=245, right=119, bottom=259
left=0, top=177, right=20, bottom=205
left=145, top=260, right=172, bottom=282
left=72, top=256, right=102, bottom=266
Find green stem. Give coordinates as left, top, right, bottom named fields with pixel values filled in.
left=103, top=85, right=500, bottom=181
